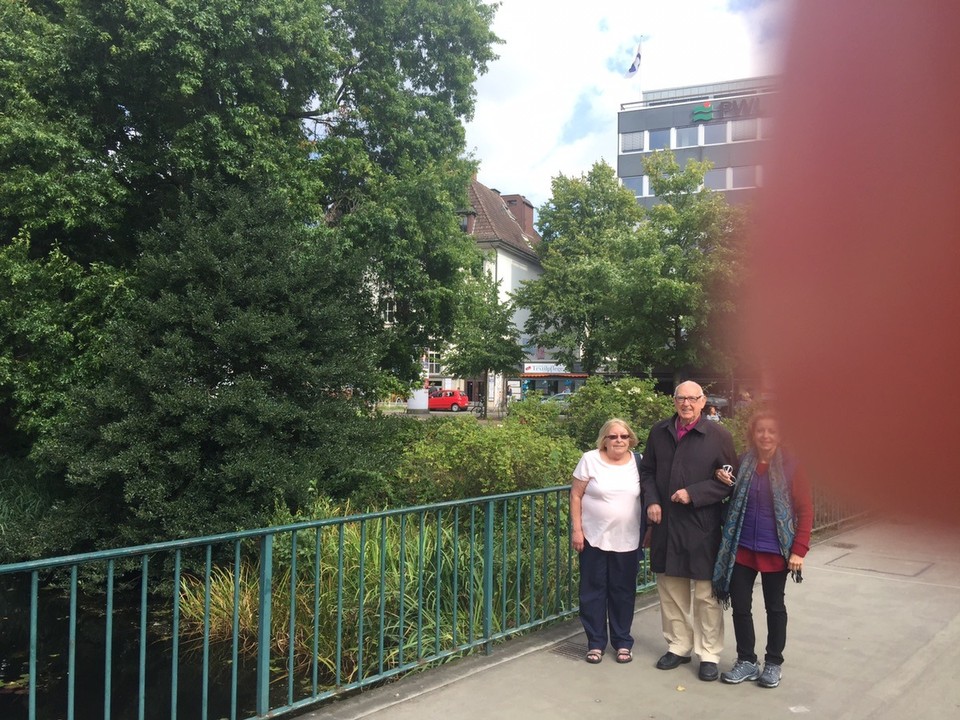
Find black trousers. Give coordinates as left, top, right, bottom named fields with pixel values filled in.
left=729, top=562, right=789, bottom=666
left=578, top=539, right=639, bottom=651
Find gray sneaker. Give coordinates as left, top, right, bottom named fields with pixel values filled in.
left=721, top=659, right=760, bottom=684
left=758, top=662, right=782, bottom=688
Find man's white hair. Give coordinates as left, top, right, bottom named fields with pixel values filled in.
left=673, top=380, right=704, bottom=397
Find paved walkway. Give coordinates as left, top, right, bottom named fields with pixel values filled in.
left=303, top=519, right=960, bottom=720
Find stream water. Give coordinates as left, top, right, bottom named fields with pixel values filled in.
left=0, top=577, right=270, bottom=720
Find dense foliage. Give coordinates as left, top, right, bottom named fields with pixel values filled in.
left=512, top=162, right=645, bottom=374
left=442, top=271, right=526, bottom=415
left=394, top=418, right=581, bottom=504
left=514, top=156, right=746, bottom=380
left=0, top=0, right=501, bottom=558
left=317, top=378, right=674, bottom=510
left=0, top=2, right=748, bottom=562
left=562, top=376, right=676, bottom=451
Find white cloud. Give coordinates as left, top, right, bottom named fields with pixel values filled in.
left=464, top=0, right=791, bottom=208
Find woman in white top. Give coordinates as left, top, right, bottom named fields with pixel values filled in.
left=571, top=418, right=644, bottom=664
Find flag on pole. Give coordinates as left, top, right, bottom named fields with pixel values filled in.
left=624, top=42, right=642, bottom=79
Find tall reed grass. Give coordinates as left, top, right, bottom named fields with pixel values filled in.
left=177, top=495, right=576, bottom=689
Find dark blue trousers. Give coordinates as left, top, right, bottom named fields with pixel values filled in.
left=578, top=539, right=640, bottom=651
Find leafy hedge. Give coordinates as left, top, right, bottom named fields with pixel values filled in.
left=393, top=418, right=581, bottom=504
left=562, top=376, right=676, bottom=450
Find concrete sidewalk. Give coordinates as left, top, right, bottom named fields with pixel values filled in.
left=304, top=520, right=960, bottom=720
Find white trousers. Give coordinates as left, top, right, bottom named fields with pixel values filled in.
left=656, top=574, right=724, bottom=663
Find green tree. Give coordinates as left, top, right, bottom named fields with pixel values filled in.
left=0, top=236, right=129, bottom=457
left=32, top=183, right=387, bottom=552
left=514, top=155, right=744, bottom=381
left=513, top=161, right=644, bottom=374
left=0, top=0, right=502, bottom=554
left=442, top=269, right=525, bottom=415
left=623, top=151, right=746, bottom=380
left=1, top=0, right=499, bottom=371
left=561, top=376, right=675, bottom=451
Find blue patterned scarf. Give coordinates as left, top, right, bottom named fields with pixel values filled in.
left=712, top=448, right=797, bottom=605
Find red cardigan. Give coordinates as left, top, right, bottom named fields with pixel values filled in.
left=736, top=463, right=814, bottom=572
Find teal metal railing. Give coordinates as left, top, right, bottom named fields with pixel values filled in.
left=0, top=484, right=858, bottom=720
left=0, top=487, right=653, bottom=720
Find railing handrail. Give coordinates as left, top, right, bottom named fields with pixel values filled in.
left=0, top=486, right=572, bottom=575
left=0, top=484, right=860, bottom=720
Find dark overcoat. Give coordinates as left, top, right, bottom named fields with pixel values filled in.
left=639, top=415, right=737, bottom=579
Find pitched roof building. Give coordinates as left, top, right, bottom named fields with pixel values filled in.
left=458, top=179, right=585, bottom=401
left=465, top=180, right=541, bottom=264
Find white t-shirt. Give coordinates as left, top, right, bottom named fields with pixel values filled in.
left=572, top=449, right=642, bottom=552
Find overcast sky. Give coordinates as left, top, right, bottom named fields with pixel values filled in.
left=463, top=0, right=792, bottom=209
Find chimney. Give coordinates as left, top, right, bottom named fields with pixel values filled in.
left=501, top=194, right=535, bottom=235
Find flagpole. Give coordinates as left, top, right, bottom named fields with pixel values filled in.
left=625, top=38, right=645, bottom=102
left=638, top=37, right=645, bottom=103
left=638, top=44, right=643, bottom=102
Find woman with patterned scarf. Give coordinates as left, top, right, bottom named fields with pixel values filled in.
left=711, top=409, right=813, bottom=689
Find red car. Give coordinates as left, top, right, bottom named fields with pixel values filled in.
left=428, top=389, right=470, bottom=412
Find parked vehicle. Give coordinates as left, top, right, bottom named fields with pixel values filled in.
left=706, top=395, right=729, bottom=410
left=428, top=389, right=470, bottom=412
left=541, top=390, right=574, bottom=405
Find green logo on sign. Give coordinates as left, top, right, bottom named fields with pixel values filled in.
left=692, top=102, right=713, bottom=122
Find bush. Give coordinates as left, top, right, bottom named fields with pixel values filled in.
left=501, top=392, right=566, bottom=438
left=313, top=413, right=427, bottom=508
left=395, top=418, right=581, bottom=504
left=179, top=494, right=576, bottom=684
left=0, top=457, right=50, bottom=561
left=562, top=376, right=675, bottom=451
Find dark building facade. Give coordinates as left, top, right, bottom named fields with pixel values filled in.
left=616, top=77, right=775, bottom=401
left=617, top=76, right=776, bottom=207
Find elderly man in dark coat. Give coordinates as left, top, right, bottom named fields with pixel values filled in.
left=639, top=380, right=737, bottom=682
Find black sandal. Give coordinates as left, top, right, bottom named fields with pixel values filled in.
left=615, top=648, right=633, bottom=664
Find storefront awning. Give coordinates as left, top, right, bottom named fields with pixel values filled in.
left=519, top=373, right=588, bottom=378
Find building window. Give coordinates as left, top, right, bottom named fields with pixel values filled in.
left=730, top=165, right=756, bottom=188
left=703, top=122, right=726, bottom=145
left=621, top=131, right=643, bottom=153
left=382, top=298, right=397, bottom=324
left=621, top=175, right=644, bottom=196
left=731, top=118, right=758, bottom=142
left=427, top=350, right=442, bottom=375
left=676, top=125, right=699, bottom=148
left=648, top=128, right=670, bottom=151
left=704, top=168, right=726, bottom=190
left=760, top=116, right=773, bottom=139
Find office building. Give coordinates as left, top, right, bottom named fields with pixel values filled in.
left=618, top=76, right=776, bottom=206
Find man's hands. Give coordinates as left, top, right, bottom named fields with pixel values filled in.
left=670, top=488, right=691, bottom=504
left=647, top=487, right=694, bottom=526
left=647, top=503, right=662, bottom=524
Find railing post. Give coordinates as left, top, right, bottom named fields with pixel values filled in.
left=256, top=534, right=274, bottom=716
left=483, top=500, right=494, bottom=654
left=29, top=571, right=38, bottom=720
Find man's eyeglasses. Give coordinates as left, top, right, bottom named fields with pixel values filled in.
left=605, top=434, right=631, bottom=440
left=674, top=395, right=703, bottom=403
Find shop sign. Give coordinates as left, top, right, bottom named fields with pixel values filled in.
left=692, top=96, right=761, bottom=123
left=523, top=363, right=568, bottom=374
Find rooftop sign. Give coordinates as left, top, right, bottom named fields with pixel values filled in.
left=692, top=96, right=762, bottom=123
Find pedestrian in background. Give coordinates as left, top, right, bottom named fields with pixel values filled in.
left=712, top=409, right=813, bottom=689
left=570, top=418, right=644, bottom=664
